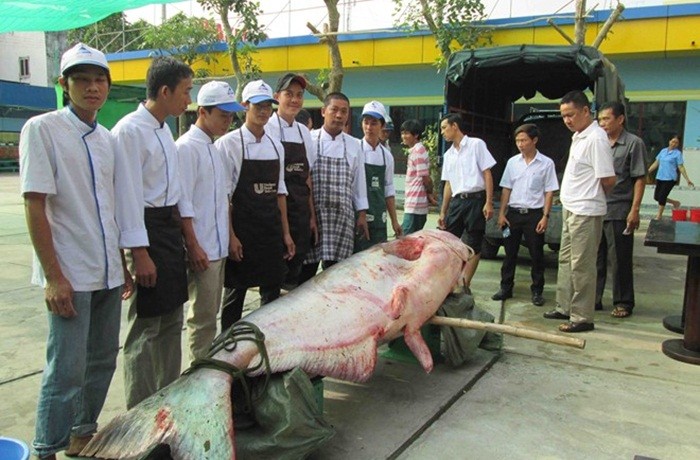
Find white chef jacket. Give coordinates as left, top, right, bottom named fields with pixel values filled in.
left=112, top=103, right=182, bottom=247
left=215, top=125, right=288, bottom=195
left=309, top=128, right=369, bottom=211
left=265, top=112, right=316, bottom=166
left=361, top=139, right=396, bottom=198
left=20, top=108, right=133, bottom=291
left=176, top=124, right=231, bottom=261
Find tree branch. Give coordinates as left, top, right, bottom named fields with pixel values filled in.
left=547, top=18, right=575, bottom=45
left=592, top=2, right=625, bottom=49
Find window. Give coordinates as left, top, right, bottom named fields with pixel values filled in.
left=19, top=56, right=30, bottom=80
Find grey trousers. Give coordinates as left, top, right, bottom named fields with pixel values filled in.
left=596, top=220, right=635, bottom=309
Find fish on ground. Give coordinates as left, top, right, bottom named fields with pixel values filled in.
left=81, top=229, right=474, bottom=459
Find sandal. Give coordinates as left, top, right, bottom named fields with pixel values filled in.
left=611, top=306, right=632, bottom=318
left=559, top=321, right=594, bottom=333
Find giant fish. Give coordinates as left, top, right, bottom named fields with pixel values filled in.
left=82, top=229, right=473, bottom=459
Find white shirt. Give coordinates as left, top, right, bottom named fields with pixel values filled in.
left=441, top=135, right=496, bottom=195
left=500, top=151, right=559, bottom=209
left=310, top=128, right=369, bottom=211
left=560, top=121, right=615, bottom=216
left=112, top=103, right=182, bottom=247
left=176, top=125, right=231, bottom=261
left=265, top=112, right=316, bottom=166
left=361, top=139, right=396, bottom=198
left=215, top=125, right=287, bottom=195
left=20, top=108, right=133, bottom=291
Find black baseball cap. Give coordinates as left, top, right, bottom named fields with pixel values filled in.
left=276, top=73, right=307, bottom=92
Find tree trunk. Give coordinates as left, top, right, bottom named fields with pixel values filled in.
left=419, top=0, right=451, bottom=63
left=305, top=0, right=344, bottom=101
left=218, top=8, right=245, bottom=99
left=574, top=0, right=587, bottom=45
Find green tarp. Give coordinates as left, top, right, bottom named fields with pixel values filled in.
left=0, top=1, right=177, bottom=33
left=445, top=44, right=625, bottom=115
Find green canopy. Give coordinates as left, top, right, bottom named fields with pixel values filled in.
left=445, top=44, right=626, bottom=115
left=0, top=1, right=177, bottom=33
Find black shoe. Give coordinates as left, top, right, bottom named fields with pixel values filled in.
left=543, top=309, right=570, bottom=320
left=559, top=321, right=595, bottom=333
left=491, top=289, right=513, bottom=301
left=532, top=293, right=545, bottom=306
left=595, top=302, right=603, bottom=311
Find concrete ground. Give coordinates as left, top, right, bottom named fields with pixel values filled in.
left=1, top=171, right=699, bottom=459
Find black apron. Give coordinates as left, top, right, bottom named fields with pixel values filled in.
left=136, top=206, right=188, bottom=318
left=280, top=120, right=311, bottom=256
left=224, top=131, right=286, bottom=289
left=354, top=141, right=388, bottom=252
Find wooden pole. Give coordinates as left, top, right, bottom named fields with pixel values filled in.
left=428, top=316, right=586, bottom=349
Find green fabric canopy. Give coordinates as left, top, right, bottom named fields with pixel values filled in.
left=0, top=1, right=177, bottom=33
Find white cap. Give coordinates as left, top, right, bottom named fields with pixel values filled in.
left=383, top=114, right=394, bottom=131
left=361, top=100, right=387, bottom=122
left=241, top=80, right=278, bottom=104
left=197, top=81, right=244, bottom=112
left=60, top=43, right=109, bottom=76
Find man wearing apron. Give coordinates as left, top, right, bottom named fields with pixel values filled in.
left=299, top=92, right=369, bottom=284
left=216, top=80, right=295, bottom=331
left=112, top=57, right=193, bottom=409
left=355, top=101, right=402, bottom=252
left=264, top=73, right=317, bottom=290
left=176, top=81, right=244, bottom=364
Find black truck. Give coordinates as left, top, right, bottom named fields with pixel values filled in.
left=443, top=44, right=626, bottom=257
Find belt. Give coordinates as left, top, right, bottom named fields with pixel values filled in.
left=508, top=207, right=543, bottom=214
left=457, top=190, right=486, bottom=200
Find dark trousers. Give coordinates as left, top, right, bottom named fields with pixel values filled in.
left=220, top=286, right=280, bottom=331
left=596, top=220, right=635, bottom=309
left=500, top=209, right=545, bottom=294
left=298, top=260, right=338, bottom=286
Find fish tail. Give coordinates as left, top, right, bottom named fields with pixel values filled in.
left=81, top=370, right=236, bottom=459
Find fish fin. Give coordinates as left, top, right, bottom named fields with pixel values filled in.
left=269, top=335, right=378, bottom=382
left=387, top=284, right=409, bottom=319
left=403, top=328, right=434, bottom=373
left=81, top=370, right=235, bottom=460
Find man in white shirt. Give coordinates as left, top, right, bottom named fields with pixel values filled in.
left=216, top=80, right=295, bottom=331
left=264, top=73, right=317, bottom=290
left=492, top=124, right=559, bottom=306
left=299, top=92, right=369, bottom=284
left=112, top=56, right=194, bottom=408
left=438, top=113, right=496, bottom=293
left=543, top=91, right=616, bottom=333
left=177, top=81, right=244, bottom=363
left=21, top=43, right=141, bottom=460
left=355, top=100, right=402, bottom=252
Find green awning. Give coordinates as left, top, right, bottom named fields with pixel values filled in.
left=0, top=1, right=177, bottom=33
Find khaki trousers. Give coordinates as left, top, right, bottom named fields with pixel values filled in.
left=123, top=298, right=183, bottom=409
left=185, top=258, right=225, bottom=363
left=555, top=209, right=603, bottom=323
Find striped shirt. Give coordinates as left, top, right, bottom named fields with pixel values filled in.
left=404, top=142, right=430, bottom=215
